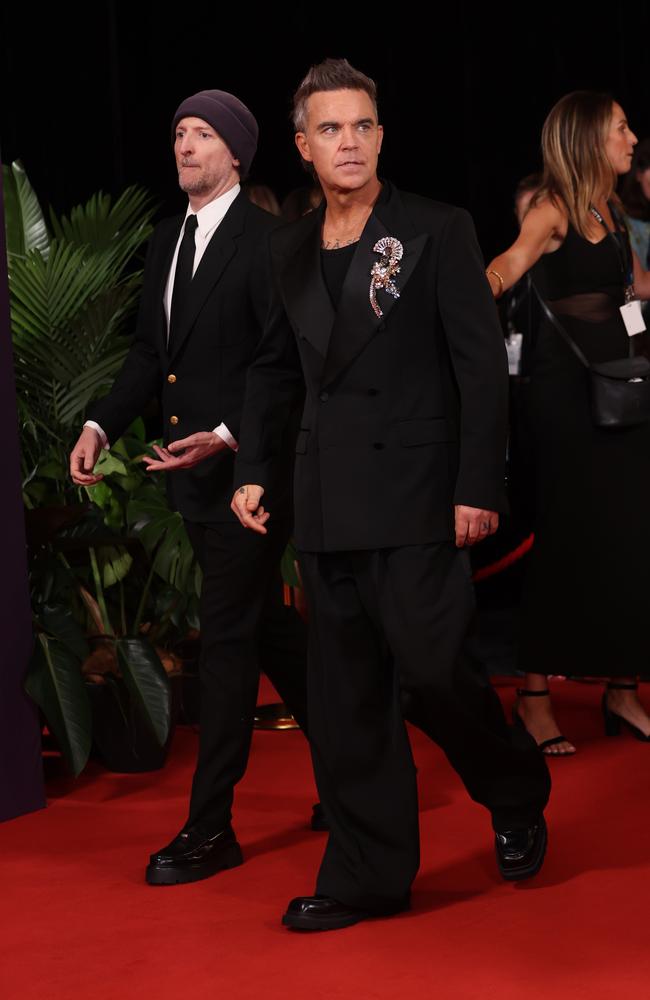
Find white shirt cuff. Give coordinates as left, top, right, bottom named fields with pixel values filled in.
left=213, top=422, right=238, bottom=451
left=84, top=420, right=109, bottom=450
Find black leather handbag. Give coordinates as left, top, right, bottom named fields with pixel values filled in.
left=588, top=354, right=650, bottom=428
left=532, top=284, right=650, bottom=429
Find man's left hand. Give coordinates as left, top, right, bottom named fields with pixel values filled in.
left=454, top=505, right=499, bottom=547
left=142, top=432, right=227, bottom=472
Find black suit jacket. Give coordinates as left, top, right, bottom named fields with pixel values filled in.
left=234, top=181, right=509, bottom=551
left=88, top=191, right=293, bottom=523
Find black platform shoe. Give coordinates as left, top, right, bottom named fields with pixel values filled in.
left=146, top=824, right=243, bottom=885
left=282, top=894, right=409, bottom=931
left=495, top=816, right=547, bottom=881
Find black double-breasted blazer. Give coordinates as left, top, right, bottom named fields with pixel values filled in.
left=234, top=181, right=509, bottom=551
left=88, top=192, right=293, bottom=523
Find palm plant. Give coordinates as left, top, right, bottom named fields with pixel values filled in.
left=5, top=162, right=199, bottom=775
left=5, top=160, right=155, bottom=507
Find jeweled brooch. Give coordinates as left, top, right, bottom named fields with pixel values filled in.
left=369, top=236, right=403, bottom=318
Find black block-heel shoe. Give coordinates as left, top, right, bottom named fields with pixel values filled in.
left=512, top=688, right=576, bottom=755
left=602, top=682, right=650, bottom=742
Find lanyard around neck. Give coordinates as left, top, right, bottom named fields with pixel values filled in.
left=589, top=202, right=635, bottom=301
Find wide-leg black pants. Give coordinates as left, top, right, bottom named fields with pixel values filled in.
left=299, top=543, right=550, bottom=910
left=184, top=518, right=309, bottom=833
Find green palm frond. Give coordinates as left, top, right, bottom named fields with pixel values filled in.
left=9, top=181, right=155, bottom=457
left=56, top=345, right=130, bottom=426
left=10, top=241, right=123, bottom=338
left=70, top=279, right=143, bottom=354
left=50, top=185, right=155, bottom=252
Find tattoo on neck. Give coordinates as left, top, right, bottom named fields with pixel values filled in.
left=321, top=235, right=360, bottom=250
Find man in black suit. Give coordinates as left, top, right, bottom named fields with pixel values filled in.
left=70, top=89, right=314, bottom=885
left=232, top=59, right=551, bottom=930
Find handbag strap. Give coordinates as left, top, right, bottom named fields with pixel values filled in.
left=529, top=280, right=591, bottom=370
left=590, top=202, right=635, bottom=297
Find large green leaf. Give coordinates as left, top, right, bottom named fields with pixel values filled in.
left=84, top=481, right=112, bottom=509
left=115, top=637, right=170, bottom=746
left=94, top=451, right=129, bottom=477
left=25, top=633, right=91, bottom=776
left=96, top=545, right=133, bottom=588
left=38, top=603, right=90, bottom=661
left=127, top=489, right=197, bottom=594
left=3, top=160, right=50, bottom=259
left=2, top=165, right=23, bottom=257
left=13, top=161, right=50, bottom=257
left=84, top=480, right=123, bottom=532
left=36, top=459, right=67, bottom=480
left=55, top=502, right=116, bottom=545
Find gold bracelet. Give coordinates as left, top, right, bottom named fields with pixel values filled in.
left=487, top=269, right=504, bottom=297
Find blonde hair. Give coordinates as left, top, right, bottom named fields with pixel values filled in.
left=532, top=91, right=619, bottom=238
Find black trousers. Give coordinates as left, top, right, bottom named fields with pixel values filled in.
left=184, top=518, right=308, bottom=833
left=298, top=543, right=551, bottom=911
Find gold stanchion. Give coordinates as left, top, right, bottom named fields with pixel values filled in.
left=253, top=702, right=300, bottom=731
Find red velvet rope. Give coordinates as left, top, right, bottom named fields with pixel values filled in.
left=472, top=533, right=535, bottom=582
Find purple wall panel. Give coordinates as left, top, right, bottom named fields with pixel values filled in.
left=0, top=164, right=46, bottom=821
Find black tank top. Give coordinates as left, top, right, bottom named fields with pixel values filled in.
left=320, top=243, right=357, bottom=310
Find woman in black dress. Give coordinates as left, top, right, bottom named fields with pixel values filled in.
left=486, top=92, right=650, bottom=754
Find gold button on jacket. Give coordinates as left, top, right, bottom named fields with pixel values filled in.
left=170, top=415, right=179, bottom=425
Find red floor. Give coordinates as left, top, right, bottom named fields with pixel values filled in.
left=2, top=679, right=650, bottom=1000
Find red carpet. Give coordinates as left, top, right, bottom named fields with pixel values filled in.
left=2, top=678, right=650, bottom=1000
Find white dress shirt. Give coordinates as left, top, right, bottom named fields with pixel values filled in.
left=85, top=183, right=241, bottom=451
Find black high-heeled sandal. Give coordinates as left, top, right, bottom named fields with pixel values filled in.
left=602, top=682, right=650, bottom=741
left=512, top=688, right=576, bottom=755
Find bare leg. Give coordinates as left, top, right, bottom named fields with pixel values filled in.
left=514, top=673, right=576, bottom=756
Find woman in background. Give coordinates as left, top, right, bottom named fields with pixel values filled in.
left=486, top=92, right=650, bottom=755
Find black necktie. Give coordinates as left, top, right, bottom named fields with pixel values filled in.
left=168, top=214, right=198, bottom=354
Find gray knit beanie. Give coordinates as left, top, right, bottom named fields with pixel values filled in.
left=171, top=89, right=258, bottom=177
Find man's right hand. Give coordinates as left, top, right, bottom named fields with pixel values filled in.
left=70, top=427, right=104, bottom=486
left=231, top=484, right=269, bottom=534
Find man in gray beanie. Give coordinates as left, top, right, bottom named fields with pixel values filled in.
left=70, top=89, right=316, bottom=884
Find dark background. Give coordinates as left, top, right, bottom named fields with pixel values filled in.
left=3, top=4, right=650, bottom=257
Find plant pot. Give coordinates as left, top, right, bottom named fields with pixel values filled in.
left=86, top=681, right=176, bottom=773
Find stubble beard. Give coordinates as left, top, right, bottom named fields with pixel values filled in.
left=178, top=168, right=213, bottom=196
